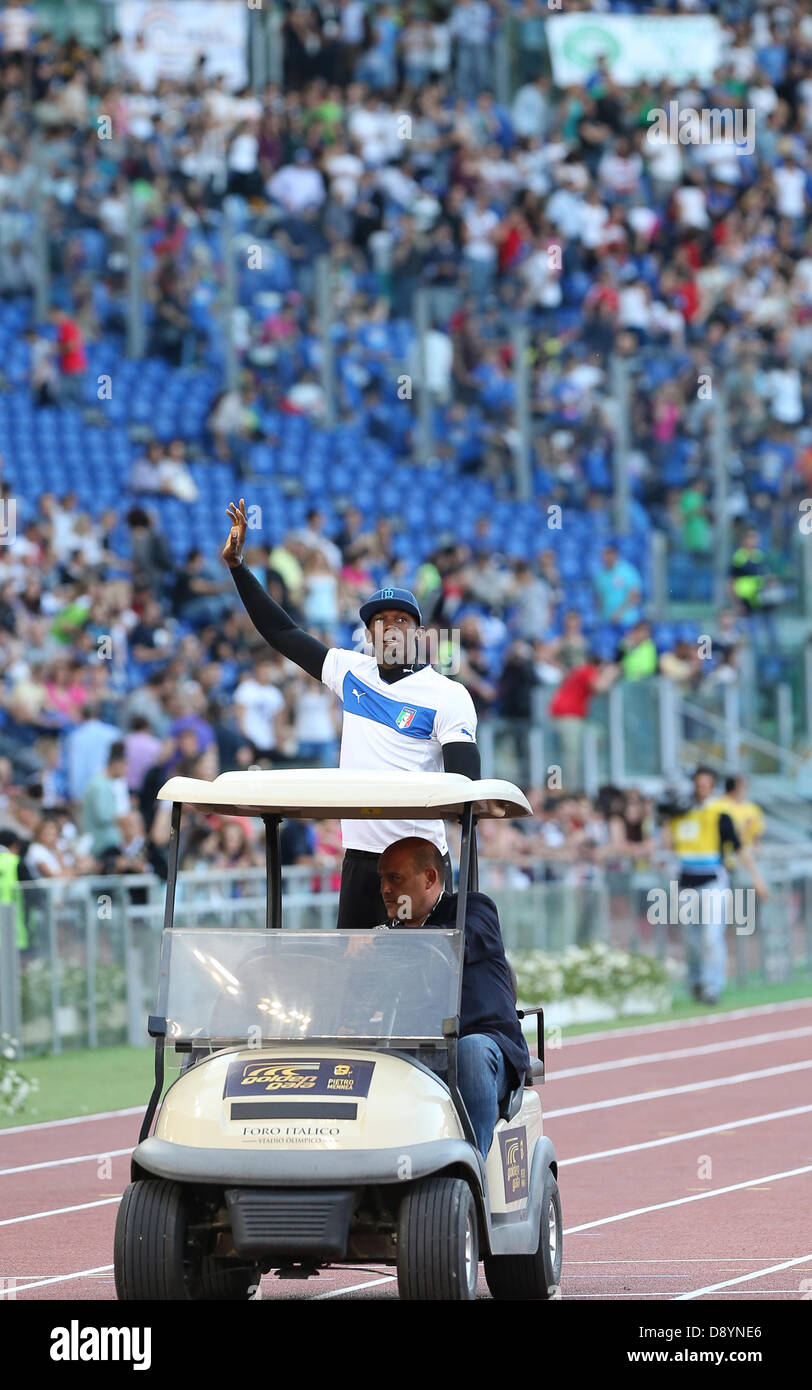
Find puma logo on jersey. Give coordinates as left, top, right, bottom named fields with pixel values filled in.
left=351, top=688, right=364, bottom=701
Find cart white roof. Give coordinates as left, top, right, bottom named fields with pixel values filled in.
left=157, top=768, right=532, bottom=820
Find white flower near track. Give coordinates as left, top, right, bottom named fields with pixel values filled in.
left=510, top=945, right=674, bottom=1013
left=0, top=1033, right=38, bottom=1116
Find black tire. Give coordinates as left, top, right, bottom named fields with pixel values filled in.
left=484, top=1167, right=562, bottom=1301
left=397, top=1176, right=478, bottom=1301
left=194, top=1255, right=260, bottom=1301
left=114, top=1180, right=192, bottom=1301
left=115, top=1180, right=260, bottom=1302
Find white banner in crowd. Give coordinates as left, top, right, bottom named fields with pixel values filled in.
left=545, top=13, right=724, bottom=88
left=116, top=0, right=248, bottom=91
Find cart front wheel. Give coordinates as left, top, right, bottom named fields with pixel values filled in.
left=115, top=1180, right=259, bottom=1301
left=194, top=1253, right=261, bottom=1301
left=114, top=1179, right=193, bottom=1301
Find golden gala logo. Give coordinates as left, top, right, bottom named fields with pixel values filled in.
left=505, top=1138, right=523, bottom=1189
left=499, top=1128, right=529, bottom=1202
left=240, top=1063, right=319, bottom=1092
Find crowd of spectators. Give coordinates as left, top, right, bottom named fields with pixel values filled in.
left=2, top=745, right=767, bottom=936
left=0, top=2, right=807, bottom=531
left=0, top=0, right=803, bottom=887
left=0, top=475, right=762, bottom=888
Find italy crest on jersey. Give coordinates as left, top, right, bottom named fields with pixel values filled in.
left=396, top=706, right=417, bottom=729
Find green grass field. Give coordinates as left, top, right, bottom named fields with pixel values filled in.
left=2, top=977, right=810, bottom=1129
left=1, top=1045, right=154, bottom=1130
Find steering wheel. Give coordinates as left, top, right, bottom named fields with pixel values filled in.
left=337, top=938, right=458, bottom=1038
left=207, top=947, right=341, bottom=1042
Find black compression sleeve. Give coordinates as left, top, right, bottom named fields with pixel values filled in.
left=718, top=811, right=741, bottom=853
left=229, top=562, right=328, bottom=681
left=443, top=740, right=481, bottom=779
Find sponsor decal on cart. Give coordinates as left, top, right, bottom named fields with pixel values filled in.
left=499, top=1126, right=529, bottom=1203
left=224, top=1057, right=375, bottom=1099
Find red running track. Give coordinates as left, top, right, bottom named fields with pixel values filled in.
left=1, top=998, right=810, bottom=1301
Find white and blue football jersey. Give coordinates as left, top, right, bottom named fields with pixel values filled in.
left=320, top=648, right=478, bottom=853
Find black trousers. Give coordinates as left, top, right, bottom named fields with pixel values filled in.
left=336, top=848, right=454, bottom=930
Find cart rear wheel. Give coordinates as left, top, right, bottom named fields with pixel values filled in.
left=194, top=1255, right=260, bottom=1301
left=114, top=1180, right=193, bottom=1301
left=483, top=1167, right=562, bottom=1301
left=397, top=1176, right=478, bottom=1301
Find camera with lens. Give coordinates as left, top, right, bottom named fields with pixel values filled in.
left=656, top=784, right=693, bottom=822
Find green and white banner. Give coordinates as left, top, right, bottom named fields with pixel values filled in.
left=545, top=13, right=724, bottom=88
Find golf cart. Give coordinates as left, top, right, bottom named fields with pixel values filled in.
left=115, top=769, right=562, bottom=1301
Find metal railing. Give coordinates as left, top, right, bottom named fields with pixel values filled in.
left=2, top=852, right=810, bottom=1057
left=0, top=866, right=337, bottom=1056
left=479, top=678, right=812, bottom=803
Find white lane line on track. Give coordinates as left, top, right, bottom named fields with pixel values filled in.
left=0, top=1197, right=120, bottom=1228
left=564, top=1284, right=806, bottom=1295
left=0, top=1106, right=142, bottom=1137
left=546, top=1057, right=812, bottom=1118
left=548, top=1026, right=812, bottom=1080
left=675, top=1253, right=812, bottom=1301
left=0, top=1148, right=131, bottom=1178
left=564, top=1164, right=812, bottom=1235
left=22, top=1101, right=804, bottom=1182
left=1, top=1001, right=808, bottom=1139
left=264, top=1165, right=812, bottom=1299
left=17, top=1102, right=804, bottom=1181
left=15, top=1105, right=805, bottom=1181
left=8, top=1264, right=114, bottom=1296
left=559, top=1102, right=812, bottom=1166
left=312, top=1276, right=395, bottom=1299
left=556, top=998, right=812, bottom=1046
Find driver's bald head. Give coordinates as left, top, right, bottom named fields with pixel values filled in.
left=378, top=837, right=446, bottom=926
left=379, top=837, right=445, bottom=878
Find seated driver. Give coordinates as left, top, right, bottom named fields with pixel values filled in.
left=376, top=836, right=530, bottom=1159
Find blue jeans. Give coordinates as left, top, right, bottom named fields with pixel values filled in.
left=455, top=42, right=492, bottom=99
left=464, top=256, right=496, bottom=307
left=745, top=606, right=779, bottom=653
left=60, top=372, right=86, bottom=407
left=295, top=739, right=339, bottom=766
left=457, top=1034, right=508, bottom=1158
left=681, top=871, right=729, bottom=1000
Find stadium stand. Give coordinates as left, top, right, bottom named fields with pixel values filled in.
left=0, top=0, right=810, bottom=879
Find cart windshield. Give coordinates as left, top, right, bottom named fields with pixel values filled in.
left=159, top=928, right=463, bottom=1045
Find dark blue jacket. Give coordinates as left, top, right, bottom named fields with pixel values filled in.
left=403, top=889, right=530, bottom=1091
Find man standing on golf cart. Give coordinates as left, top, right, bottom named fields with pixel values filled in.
left=375, top=834, right=531, bottom=1159
left=222, top=498, right=480, bottom=929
